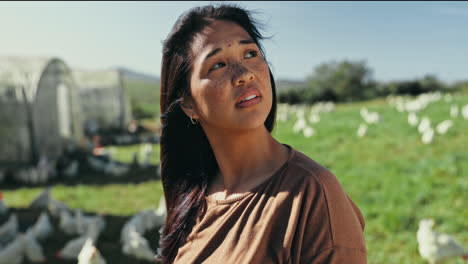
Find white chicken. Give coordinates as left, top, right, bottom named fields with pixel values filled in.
left=308, top=113, right=320, bottom=124
left=28, top=211, right=53, bottom=241
left=29, top=188, right=51, bottom=209
left=57, top=235, right=91, bottom=260
left=23, top=232, right=46, bottom=262
left=293, top=118, right=306, bottom=133
left=418, top=117, right=431, bottom=134
left=78, top=238, right=106, bottom=264
left=450, top=105, right=459, bottom=118
left=48, top=198, right=70, bottom=218
left=0, top=235, right=24, bottom=264
left=435, top=120, right=453, bottom=135
left=104, top=161, right=129, bottom=177
left=417, top=218, right=468, bottom=264
left=0, top=192, right=8, bottom=215
left=63, top=160, right=79, bottom=178
left=408, top=112, right=419, bottom=127
left=122, top=230, right=156, bottom=261
left=156, top=196, right=167, bottom=220
left=140, top=209, right=165, bottom=232
left=78, top=213, right=106, bottom=240
left=87, top=156, right=108, bottom=172
left=36, top=154, right=50, bottom=184
left=140, top=144, right=153, bottom=169
left=421, top=128, right=435, bottom=144
left=302, top=126, right=314, bottom=138
left=461, top=104, right=468, bottom=120
left=0, top=214, right=18, bottom=246
left=357, top=123, right=368, bottom=138
left=59, top=209, right=78, bottom=235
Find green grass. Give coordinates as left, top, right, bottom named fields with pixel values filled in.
left=272, top=94, right=468, bottom=263
left=5, top=181, right=164, bottom=216
left=4, top=92, right=467, bottom=263
left=102, top=144, right=160, bottom=165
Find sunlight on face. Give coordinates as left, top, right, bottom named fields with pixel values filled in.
left=188, top=20, right=272, bottom=133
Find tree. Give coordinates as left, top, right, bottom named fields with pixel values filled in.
left=306, top=60, right=375, bottom=102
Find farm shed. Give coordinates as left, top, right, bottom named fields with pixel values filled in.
left=0, top=56, right=83, bottom=166
left=73, top=69, right=132, bottom=134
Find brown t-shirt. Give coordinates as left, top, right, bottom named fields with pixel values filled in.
left=174, top=146, right=367, bottom=263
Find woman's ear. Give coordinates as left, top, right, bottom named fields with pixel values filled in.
left=180, top=96, right=199, bottom=119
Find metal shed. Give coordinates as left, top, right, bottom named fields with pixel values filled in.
left=73, top=69, right=132, bottom=135
left=0, top=56, right=83, bottom=165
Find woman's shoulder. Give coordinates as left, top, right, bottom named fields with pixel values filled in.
left=281, top=145, right=341, bottom=192
left=279, top=145, right=366, bottom=230
left=282, top=146, right=362, bottom=217
left=280, top=146, right=367, bottom=259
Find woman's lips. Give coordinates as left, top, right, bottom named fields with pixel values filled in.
left=236, top=96, right=262, bottom=108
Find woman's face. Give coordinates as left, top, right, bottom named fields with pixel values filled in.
left=186, top=20, right=272, bottom=132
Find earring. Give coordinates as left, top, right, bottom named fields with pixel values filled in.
left=190, top=114, right=199, bottom=125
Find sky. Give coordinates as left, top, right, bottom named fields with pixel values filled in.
left=1, top=1, right=467, bottom=84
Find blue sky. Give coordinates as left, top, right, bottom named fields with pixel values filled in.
left=1, top=1, right=467, bottom=84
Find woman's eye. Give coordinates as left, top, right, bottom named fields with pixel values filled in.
left=209, top=62, right=226, bottom=72
left=245, top=50, right=258, bottom=59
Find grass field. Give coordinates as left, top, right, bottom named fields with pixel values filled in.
left=3, top=92, right=467, bottom=263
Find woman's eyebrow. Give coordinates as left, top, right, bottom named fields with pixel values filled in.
left=203, top=39, right=255, bottom=62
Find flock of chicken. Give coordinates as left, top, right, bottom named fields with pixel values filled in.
left=0, top=143, right=157, bottom=185
left=0, top=189, right=166, bottom=264
left=281, top=92, right=468, bottom=144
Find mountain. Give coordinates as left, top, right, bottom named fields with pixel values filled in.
left=116, top=67, right=160, bottom=83
left=275, top=79, right=307, bottom=91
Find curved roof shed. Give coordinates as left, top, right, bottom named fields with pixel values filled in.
left=74, top=69, right=132, bottom=133
left=0, top=56, right=83, bottom=165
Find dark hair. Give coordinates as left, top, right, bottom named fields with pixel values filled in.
left=157, top=4, right=277, bottom=263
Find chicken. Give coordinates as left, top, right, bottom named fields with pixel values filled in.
left=435, top=120, right=453, bottom=135
left=462, top=104, right=468, bottom=120
left=0, top=235, right=24, bottom=264
left=0, top=192, right=8, bottom=215
left=418, top=117, right=431, bottom=134
left=140, top=144, right=153, bottom=168
left=357, top=123, right=367, bottom=138
left=83, top=215, right=106, bottom=240
left=28, top=211, right=53, bottom=241
left=63, top=160, right=79, bottom=178
left=23, top=232, right=46, bottom=262
left=122, top=230, right=156, bottom=261
left=76, top=212, right=106, bottom=240
left=156, top=196, right=167, bottom=220
left=78, top=238, right=106, bottom=264
left=140, top=209, right=165, bottom=232
left=57, top=235, right=90, bottom=260
left=87, top=156, right=108, bottom=172
left=121, top=215, right=146, bottom=243
left=302, top=126, right=314, bottom=138
left=417, top=218, right=468, bottom=264
left=29, top=188, right=51, bottom=209
left=0, top=214, right=18, bottom=246
left=59, top=209, right=78, bottom=235
left=47, top=199, right=70, bottom=218
left=104, top=161, right=129, bottom=177
left=408, top=112, right=419, bottom=126
left=36, top=154, right=51, bottom=184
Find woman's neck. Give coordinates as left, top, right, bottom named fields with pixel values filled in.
left=202, top=125, right=289, bottom=198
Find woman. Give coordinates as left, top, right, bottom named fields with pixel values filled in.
left=158, top=4, right=366, bottom=264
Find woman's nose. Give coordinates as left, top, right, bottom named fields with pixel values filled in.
left=232, top=63, right=254, bottom=86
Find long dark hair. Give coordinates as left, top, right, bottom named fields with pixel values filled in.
left=157, top=4, right=277, bottom=263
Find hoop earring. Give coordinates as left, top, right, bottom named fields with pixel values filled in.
left=190, top=114, right=199, bottom=125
